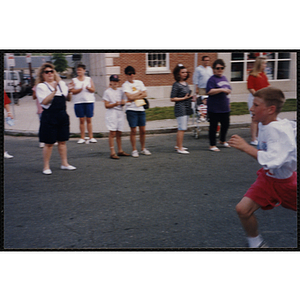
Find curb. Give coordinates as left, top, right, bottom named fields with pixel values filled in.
left=4, top=122, right=251, bottom=138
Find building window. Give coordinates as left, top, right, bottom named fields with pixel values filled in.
left=230, top=52, right=291, bottom=82
left=146, top=52, right=170, bottom=74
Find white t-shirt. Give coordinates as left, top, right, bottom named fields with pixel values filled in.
left=122, top=80, right=147, bottom=111
left=36, top=81, right=68, bottom=109
left=257, top=118, right=297, bottom=179
left=102, top=87, right=124, bottom=111
left=72, top=77, right=95, bottom=104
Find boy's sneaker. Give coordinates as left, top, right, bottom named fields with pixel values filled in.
left=4, top=151, right=13, bottom=159
left=258, top=240, right=269, bottom=248
left=77, top=139, right=85, bottom=144
left=250, top=140, right=258, bottom=146
left=132, top=150, right=139, bottom=158
left=141, top=148, right=151, bottom=155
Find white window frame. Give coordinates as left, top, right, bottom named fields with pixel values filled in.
left=145, top=52, right=170, bottom=74
left=230, top=52, right=291, bottom=82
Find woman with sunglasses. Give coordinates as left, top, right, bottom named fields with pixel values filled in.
left=206, top=59, right=232, bottom=152
left=36, top=63, right=76, bottom=175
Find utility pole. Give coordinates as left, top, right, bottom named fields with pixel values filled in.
left=26, top=53, right=34, bottom=87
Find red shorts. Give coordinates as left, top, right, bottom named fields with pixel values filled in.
left=244, top=168, right=297, bottom=211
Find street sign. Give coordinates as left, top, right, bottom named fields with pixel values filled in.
left=7, top=53, right=15, bottom=67
left=26, top=53, right=32, bottom=63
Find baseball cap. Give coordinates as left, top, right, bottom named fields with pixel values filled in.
left=109, top=75, right=120, bottom=82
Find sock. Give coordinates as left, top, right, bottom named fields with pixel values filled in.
left=247, top=235, right=263, bottom=248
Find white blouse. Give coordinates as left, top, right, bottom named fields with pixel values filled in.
left=36, top=81, right=68, bottom=109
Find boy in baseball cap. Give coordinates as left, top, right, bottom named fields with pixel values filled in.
left=102, top=75, right=130, bottom=159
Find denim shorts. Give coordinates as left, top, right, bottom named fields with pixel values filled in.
left=176, top=115, right=189, bottom=131
left=74, top=103, right=94, bottom=118
left=126, top=110, right=146, bottom=127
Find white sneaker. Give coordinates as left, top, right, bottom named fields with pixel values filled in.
left=77, top=139, right=85, bottom=144
left=177, top=149, right=189, bottom=154
left=4, top=151, right=13, bottom=159
left=175, top=146, right=188, bottom=151
left=132, top=150, right=139, bottom=158
left=250, top=140, right=258, bottom=146
left=141, top=148, right=151, bottom=155
left=43, top=169, right=52, bottom=175
left=89, top=138, right=97, bottom=143
left=39, top=143, right=45, bottom=148
left=61, top=165, right=77, bottom=170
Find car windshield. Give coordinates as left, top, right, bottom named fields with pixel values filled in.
left=6, top=72, right=18, bottom=80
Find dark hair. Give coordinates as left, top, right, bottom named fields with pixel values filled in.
left=172, top=64, right=189, bottom=82
left=212, top=59, right=226, bottom=69
left=77, top=64, right=86, bottom=70
left=124, top=66, right=136, bottom=75
left=202, top=56, right=210, bottom=61
left=254, top=87, right=286, bottom=114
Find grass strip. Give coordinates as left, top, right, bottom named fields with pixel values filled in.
left=146, top=99, right=296, bottom=121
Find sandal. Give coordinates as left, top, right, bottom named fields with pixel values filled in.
left=209, top=146, right=220, bottom=152
left=110, top=154, right=120, bottom=159
left=117, top=151, right=130, bottom=156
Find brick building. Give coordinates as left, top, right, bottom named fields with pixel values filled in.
left=81, top=52, right=218, bottom=100
left=76, top=52, right=297, bottom=102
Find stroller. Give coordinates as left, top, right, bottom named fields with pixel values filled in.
left=193, top=95, right=208, bottom=139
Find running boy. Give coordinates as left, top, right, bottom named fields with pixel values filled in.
left=228, top=87, right=297, bottom=248
left=103, top=75, right=130, bottom=159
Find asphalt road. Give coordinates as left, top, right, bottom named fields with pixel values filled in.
left=3, top=128, right=297, bottom=250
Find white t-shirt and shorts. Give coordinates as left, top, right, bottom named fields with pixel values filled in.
left=122, top=80, right=147, bottom=128
left=72, top=77, right=95, bottom=118
left=102, top=87, right=125, bottom=132
left=244, top=118, right=297, bottom=211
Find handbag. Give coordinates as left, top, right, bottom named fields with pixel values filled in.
left=143, top=98, right=149, bottom=109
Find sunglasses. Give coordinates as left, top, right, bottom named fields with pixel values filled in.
left=127, top=73, right=135, bottom=75
left=215, top=67, right=224, bottom=70
left=44, top=70, right=54, bottom=74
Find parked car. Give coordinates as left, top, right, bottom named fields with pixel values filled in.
left=23, top=74, right=34, bottom=95
left=4, top=70, right=27, bottom=99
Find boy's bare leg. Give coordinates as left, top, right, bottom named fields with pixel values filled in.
left=109, top=131, right=116, bottom=155
left=130, top=127, right=137, bottom=151
left=139, top=126, right=146, bottom=150
left=236, top=197, right=261, bottom=237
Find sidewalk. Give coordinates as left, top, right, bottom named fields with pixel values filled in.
left=4, top=94, right=297, bottom=137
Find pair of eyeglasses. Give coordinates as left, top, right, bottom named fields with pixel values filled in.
left=215, top=67, right=224, bottom=70
left=44, top=70, right=54, bottom=74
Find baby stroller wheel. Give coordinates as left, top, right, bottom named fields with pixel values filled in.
left=194, top=128, right=201, bottom=139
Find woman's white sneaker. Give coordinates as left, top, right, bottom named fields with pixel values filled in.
left=141, top=148, right=151, bottom=155
left=61, top=165, right=77, bottom=170
left=132, top=150, right=139, bottom=158
left=43, top=169, right=52, bottom=175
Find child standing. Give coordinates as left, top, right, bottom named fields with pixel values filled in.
left=198, top=97, right=207, bottom=122
left=229, top=87, right=297, bottom=248
left=103, top=75, right=130, bottom=159
left=122, top=66, right=151, bottom=158
left=171, top=64, right=193, bottom=154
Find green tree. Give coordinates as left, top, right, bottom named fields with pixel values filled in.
left=52, top=53, right=68, bottom=73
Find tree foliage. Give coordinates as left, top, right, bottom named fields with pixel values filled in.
left=52, top=53, right=68, bottom=73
